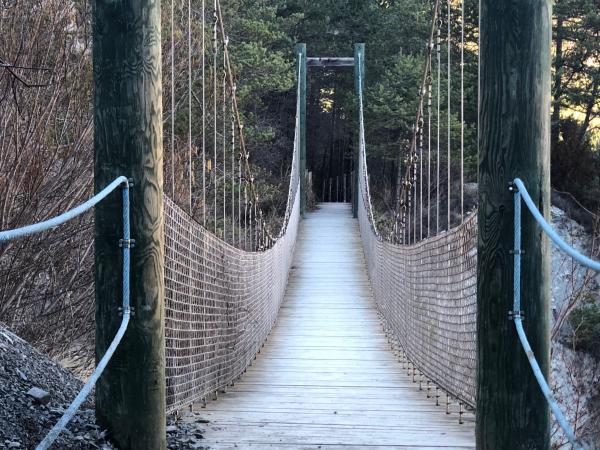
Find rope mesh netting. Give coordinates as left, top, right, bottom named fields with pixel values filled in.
left=163, top=191, right=298, bottom=412
left=356, top=64, right=478, bottom=408
left=162, top=69, right=301, bottom=412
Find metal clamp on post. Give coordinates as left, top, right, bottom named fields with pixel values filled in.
left=118, top=306, right=135, bottom=317
left=119, top=239, right=136, bottom=249
left=508, top=310, right=524, bottom=321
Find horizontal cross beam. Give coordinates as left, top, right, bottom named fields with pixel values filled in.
left=307, top=57, right=355, bottom=68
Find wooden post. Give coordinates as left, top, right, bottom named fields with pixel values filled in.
left=93, top=1, right=166, bottom=449
left=353, top=44, right=365, bottom=218
left=477, top=1, right=551, bottom=448
left=296, top=43, right=307, bottom=217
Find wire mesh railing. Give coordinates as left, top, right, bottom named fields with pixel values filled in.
left=356, top=53, right=478, bottom=409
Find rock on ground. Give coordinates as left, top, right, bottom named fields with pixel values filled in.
left=0, top=324, right=115, bottom=449
left=0, top=325, right=208, bottom=449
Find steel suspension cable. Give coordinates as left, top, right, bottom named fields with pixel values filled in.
left=215, top=0, right=278, bottom=247
left=202, top=0, right=206, bottom=226
left=213, top=0, right=218, bottom=235
left=243, top=178, right=247, bottom=250
left=436, top=18, right=441, bottom=235
left=414, top=126, right=417, bottom=243
left=460, top=0, right=465, bottom=221
left=170, top=0, right=175, bottom=199
left=427, top=74, right=432, bottom=238
left=419, top=109, right=424, bottom=241
left=231, top=95, right=236, bottom=245
left=188, top=0, right=193, bottom=214
left=223, top=63, right=227, bottom=240
left=238, top=131, right=242, bottom=248
left=396, top=0, right=440, bottom=245
left=447, top=0, right=451, bottom=231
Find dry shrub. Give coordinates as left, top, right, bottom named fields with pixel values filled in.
left=0, top=0, right=95, bottom=371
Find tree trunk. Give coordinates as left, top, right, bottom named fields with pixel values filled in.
left=551, top=16, right=564, bottom=149
left=577, top=80, right=598, bottom=147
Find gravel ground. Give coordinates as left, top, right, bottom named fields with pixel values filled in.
left=0, top=325, right=208, bottom=450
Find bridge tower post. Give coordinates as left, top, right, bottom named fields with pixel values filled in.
left=477, top=0, right=552, bottom=448
left=93, top=1, right=166, bottom=449
left=353, top=44, right=365, bottom=218
left=296, top=43, right=307, bottom=217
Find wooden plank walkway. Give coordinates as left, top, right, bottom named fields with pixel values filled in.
left=192, top=203, right=475, bottom=449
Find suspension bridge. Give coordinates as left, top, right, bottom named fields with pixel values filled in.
left=0, top=0, right=594, bottom=449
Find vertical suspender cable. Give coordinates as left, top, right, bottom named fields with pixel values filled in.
left=188, top=0, right=193, bottom=214
left=202, top=0, right=206, bottom=226
left=460, top=0, right=465, bottom=221
left=244, top=180, right=248, bottom=250
left=215, top=0, right=273, bottom=250
left=396, top=0, right=440, bottom=245
left=186, top=0, right=194, bottom=374
left=170, top=0, right=175, bottom=199
left=250, top=196, right=254, bottom=250
left=408, top=151, right=411, bottom=244
left=436, top=20, right=441, bottom=235
left=213, top=0, right=218, bottom=235
left=397, top=163, right=402, bottom=244
left=238, top=154, right=241, bottom=247
left=250, top=200, right=254, bottom=251
left=413, top=144, right=417, bottom=243
left=419, top=112, right=424, bottom=241
left=427, top=75, right=432, bottom=238
left=223, top=64, right=227, bottom=239
left=447, top=0, right=451, bottom=230
left=231, top=98, right=236, bottom=245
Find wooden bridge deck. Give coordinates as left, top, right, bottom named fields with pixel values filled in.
left=193, top=203, right=475, bottom=449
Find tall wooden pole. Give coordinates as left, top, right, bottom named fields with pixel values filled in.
left=296, top=43, right=307, bottom=217
left=477, top=1, right=552, bottom=448
left=353, top=44, right=365, bottom=218
left=93, top=1, right=166, bottom=449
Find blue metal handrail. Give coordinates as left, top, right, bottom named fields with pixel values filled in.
left=512, top=177, right=594, bottom=450
left=0, top=176, right=131, bottom=450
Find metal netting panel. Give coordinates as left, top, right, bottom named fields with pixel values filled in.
left=356, top=86, right=477, bottom=407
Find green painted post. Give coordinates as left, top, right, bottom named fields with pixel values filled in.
left=296, top=43, right=307, bottom=217
left=93, top=1, right=166, bottom=449
left=477, top=0, right=552, bottom=448
left=353, top=44, right=365, bottom=218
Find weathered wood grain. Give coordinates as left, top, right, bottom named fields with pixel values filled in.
left=477, top=0, right=552, bottom=448
left=93, top=1, right=166, bottom=448
left=191, top=204, right=475, bottom=449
